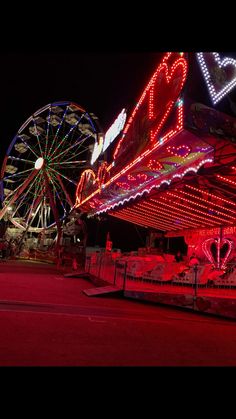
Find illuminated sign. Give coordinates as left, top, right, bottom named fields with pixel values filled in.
left=102, top=109, right=127, bottom=153
left=90, top=134, right=104, bottom=165
left=90, top=109, right=126, bottom=165
left=197, top=52, right=236, bottom=104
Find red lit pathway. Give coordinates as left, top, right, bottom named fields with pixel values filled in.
left=0, top=260, right=236, bottom=366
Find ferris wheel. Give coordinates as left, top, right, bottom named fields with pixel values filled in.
left=0, top=101, right=101, bottom=238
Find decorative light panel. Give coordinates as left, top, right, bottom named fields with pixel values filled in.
left=166, top=145, right=191, bottom=158
left=197, top=52, right=236, bottom=104
left=202, top=237, right=234, bottom=269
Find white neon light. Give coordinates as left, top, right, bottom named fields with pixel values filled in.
left=197, top=52, right=236, bottom=104
left=103, top=109, right=127, bottom=153
left=90, top=135, right=104, bottom=165
left=35, top=157, right=44, bottom=170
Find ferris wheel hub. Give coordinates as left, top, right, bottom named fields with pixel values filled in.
left=35, top=157, right=44, bottom=170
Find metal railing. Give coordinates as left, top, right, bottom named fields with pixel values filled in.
left=85, top=253, right=236, bottom=296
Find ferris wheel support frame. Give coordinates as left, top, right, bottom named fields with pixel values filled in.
left=0, top=169, right=38, bottom=221
left=43, top=171, right=62, bottom=251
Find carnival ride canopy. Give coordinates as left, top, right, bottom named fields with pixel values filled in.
left=75, top=52, right=236, bottom=236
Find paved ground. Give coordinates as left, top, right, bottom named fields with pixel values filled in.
left=0, top=260, right=236, bottom=366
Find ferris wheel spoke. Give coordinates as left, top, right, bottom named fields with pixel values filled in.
left=52, top=139, right=91, bottom=164
left=10, top=173, right=41, bottom=218
left=24, top=177, right=42, bottom=221
left=49, top=166, right=78, bottom=186
left=3, top=167, right=36, bottom=181
left=45, top=106, right=52, bottom=157
left=19, top=137, right=39, bottom=159
left=48, top=113, right=86, bottom=160
left=0, top=169, right=38, bottom=220
left=8, top=156, right=35, bottom=165
left=54, top=173, right=74, bottom=208
left=51, top=148, right=89, bottom=167
left=32, top=117, right=44, bottom=157
left=49, top=134, right=91, bottom=163
left=47, top=106, right=70, bottom=157
left=43, top=172, right=62, bottom=247
left=3, top=170, right=40, bottom=203
left=47, top=173, right=67, bottom=215
left=52, top=160, right=87, bottom=168
left=25, top=192, right=44, bottom=229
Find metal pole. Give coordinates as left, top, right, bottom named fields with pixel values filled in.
left=113, top=260, right=117, bottom=285
left=98, top=252, right=103, bottom=279
left=86, top=255, right=91, bottom=273
left=123, top=261, right=127, bottom=292
left=193, top=264, right=198, bottom=309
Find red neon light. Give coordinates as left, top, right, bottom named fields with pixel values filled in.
left=178, top=190, right=236, bottom=220
left=75, top=169, right=96, bottom=207
left=112, top=210, right=178, bottom=231
left=97, top=162, right=109, bottom=190
left=127, top=173, right=148, bottom=182
left=113, top=52, right=188, bottom=160
left=118, top=207, right=181, bottom=229
left=202, top=238, right=234, bottom=269
left=165, top=191, right=232, bottom=224
left=136, top=201, right=199, bottom=228
left=147, top=160, right=163, bottom=171
left=110, top=212, right=169, bottom=231
left=216, top=174, right=236, bottom=187
left=76, top=98, right=186, bottom=210
left=150, top=197, right=219, bottom=226
left=75, top=54, right=189, bottom=210
left=185, top=184, right=236, bottom=208
left=166, top=145, right=191, bottom=158
left=146, top=199, right=210, bottom=227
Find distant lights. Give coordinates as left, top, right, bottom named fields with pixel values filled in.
left=197, top=52, right=236, bottom=104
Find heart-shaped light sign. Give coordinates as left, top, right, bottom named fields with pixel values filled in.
left=202, top=237, right=233, bottom=269
left=197, top=52, right=236, bottom=104
left=113, top=52, right=188, bottom=162
left=167, top=145, right=191, bottom=158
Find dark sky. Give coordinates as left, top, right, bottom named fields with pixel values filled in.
left=0, top=52, right=163, bottom=166
left=2, top=51, right=236, bottom=165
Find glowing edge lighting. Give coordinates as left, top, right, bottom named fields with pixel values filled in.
left=197, top=52, right=236, bottom=104
left=202, top=238, right=234, bottom=269
left=94, top=158, right=213, bottom=215
left=76, top=102, right=184, bottom=208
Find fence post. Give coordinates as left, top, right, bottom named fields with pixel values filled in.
left=114, top=260, right=117, bottom=285
left=193, top=264, right=198, bottom=310
left=123, top=261, right=127, bottom=292
left=87, top=255, right=91, bottom=273
left=98, top=252, right=103, bottom=279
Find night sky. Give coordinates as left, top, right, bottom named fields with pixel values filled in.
left=1, top=51, right=236, bottom=161
left=1, top=51, right=236, bottom=251
left=0, top=52, right=163, bottom=164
